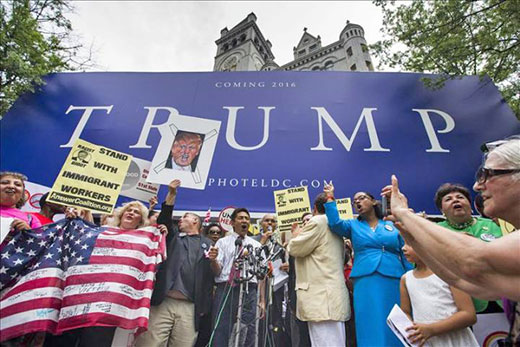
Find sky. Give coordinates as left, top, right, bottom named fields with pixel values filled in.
left=68, top=1, right=386, bottom=72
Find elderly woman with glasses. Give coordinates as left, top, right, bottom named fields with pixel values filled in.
left=322, top=185, right=412, bottom=347
left=382, top=137, right=520, bottom=301
left=381, top=137, right=520, bottom=345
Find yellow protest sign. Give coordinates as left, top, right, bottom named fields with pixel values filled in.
left=48, top=139, right=132, bottom=214
left=336, top=198, right=354, bottom=220
left=498, top=218, right=515, bottom=235
left=273, top=186, right=311, bottom=234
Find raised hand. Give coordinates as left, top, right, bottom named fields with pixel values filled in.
left=323, top=180, right=335, bottom=200
left=148, top=196, right=158, bottom=210
left=381, top=175, right=409, bottom=220
left=168, top=179, right=181, bottom=194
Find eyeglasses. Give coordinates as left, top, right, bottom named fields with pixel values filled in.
left=352, top=195, right=370, bottom=204
left=208, top=230, right=222, bottom=236
left=475, top=166, right=520, bottom=184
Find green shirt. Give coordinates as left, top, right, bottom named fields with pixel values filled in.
left=438, top=217, right=503, bottom=312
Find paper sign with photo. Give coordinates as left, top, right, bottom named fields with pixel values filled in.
left=120, top=157, right=159, bottom=201
left=146, top=111, right=221, bottom=190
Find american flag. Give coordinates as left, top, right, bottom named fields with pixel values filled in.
left=0, top=218, right=165, bottom=342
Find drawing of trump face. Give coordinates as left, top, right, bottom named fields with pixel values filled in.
left=171, top=132, right=202, bottom=168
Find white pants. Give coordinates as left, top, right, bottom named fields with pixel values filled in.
left=308, top=320, right=345, bottom=347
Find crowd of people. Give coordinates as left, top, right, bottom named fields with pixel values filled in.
left=0, top=136, right=518, bottom=347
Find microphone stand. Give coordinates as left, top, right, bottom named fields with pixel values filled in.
left=233, top=256, right=247, bottom=347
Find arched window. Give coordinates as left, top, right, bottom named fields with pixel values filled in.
left=312, top=66, right=321, bottom=71
left=324, top=61, right=334, bottom=70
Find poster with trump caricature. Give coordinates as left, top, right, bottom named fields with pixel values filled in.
left=146, top=112, right=221, bottom=190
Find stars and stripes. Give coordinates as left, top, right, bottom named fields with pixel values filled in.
left=0, top=218, right=165, bottom=342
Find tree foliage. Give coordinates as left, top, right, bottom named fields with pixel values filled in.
left=0, top=0, right=87, bottom=117
left=372, top=0, right=520, bottom=118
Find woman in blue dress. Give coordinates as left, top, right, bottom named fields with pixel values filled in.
left=323, top=183, right=412, bottom=346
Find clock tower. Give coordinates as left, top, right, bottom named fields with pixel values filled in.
left=213, top=13, right=275, bottom=71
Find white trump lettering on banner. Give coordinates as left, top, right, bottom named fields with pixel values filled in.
left=58, top=104, right=455, bottom=154
left=60, top=106, right=114, bottom=148
left=224, top=106, right=275, bottom=151
left=413, top=109, right=455, bottom=153
left=129, top=107, right=179, bottom=149
left=310, top=107, right=390, bottom=152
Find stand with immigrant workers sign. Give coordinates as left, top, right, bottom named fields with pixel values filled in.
left=47, top=139, right=132, bottom=214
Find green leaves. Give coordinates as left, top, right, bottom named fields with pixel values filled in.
left=372, top=0, right=519, bottom=118
left=0, top=0, right=84, bottom=117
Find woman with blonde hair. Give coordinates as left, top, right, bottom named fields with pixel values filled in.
left=108, top=200, right=150, bottom=230
left=75, top=200, right=167, bottom=347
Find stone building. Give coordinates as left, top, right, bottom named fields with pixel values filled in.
left=213, top=12, right=374, bottom=72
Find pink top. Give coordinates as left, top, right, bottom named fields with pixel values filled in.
left=0, top=206, right=42, bottom=229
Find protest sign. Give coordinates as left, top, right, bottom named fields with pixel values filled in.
left=218, top=206, right=235, bottom=234
left=47, top=139, right=132, bottom=214
left=146, top=113, right=221, bottom=190
left=21, top=181, right=52, bottom=213
left=120, top=157, right=159, bottom=202
left=336, top=198, right=354, bottom=220
left=273, top=186, right=311, bottom=233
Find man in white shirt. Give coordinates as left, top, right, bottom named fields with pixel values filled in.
left=208, top=208, right=265, bottom=347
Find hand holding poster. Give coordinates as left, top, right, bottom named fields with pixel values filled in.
left=47, top=139, right=132, bottom=214
left=336, top=198, right=354, bottom=220
left=273, top=186, right=311, bottom=234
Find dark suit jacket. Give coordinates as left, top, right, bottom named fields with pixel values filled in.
left=150, top=202, right=214, bottom=330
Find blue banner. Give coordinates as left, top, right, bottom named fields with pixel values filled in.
left=1, top=72, right=518, bottom=214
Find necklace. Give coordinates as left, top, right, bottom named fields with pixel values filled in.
left=446, top=217, right=475, bottom=230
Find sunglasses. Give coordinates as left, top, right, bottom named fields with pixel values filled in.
left=475, top=166, right=520, bottom=184
left=208, top=230, right=222, bottom=235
